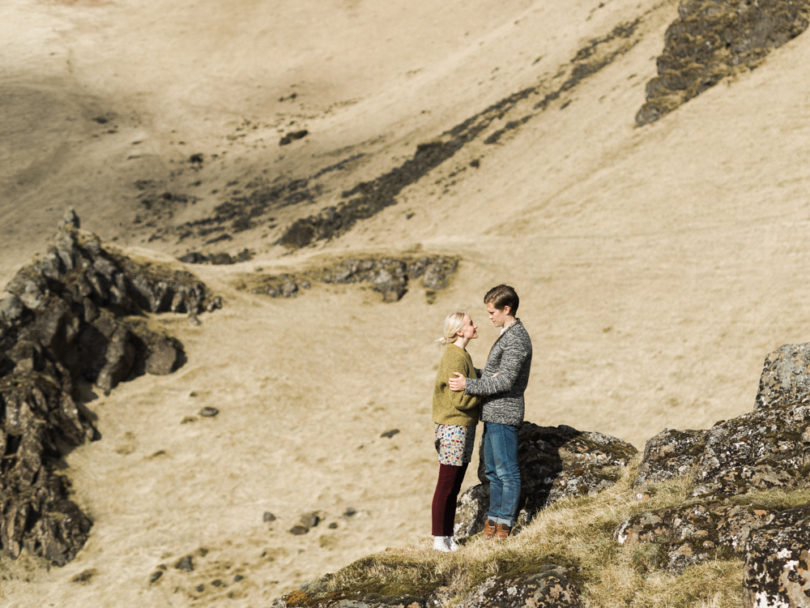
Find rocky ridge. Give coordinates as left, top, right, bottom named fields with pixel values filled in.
left=0, top=212, right=219, bottom=566
left=241, top=254, right=459, bottom=303
left=132, top=13, right=647, bottom=252
left=636, top=0, right=810, bottom=125
left=129, top=0, right=810, bottom=255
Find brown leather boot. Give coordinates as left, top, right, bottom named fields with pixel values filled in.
left=494, top=523, right=512, bottom=540
left=483, top=519, right=496, bottom=539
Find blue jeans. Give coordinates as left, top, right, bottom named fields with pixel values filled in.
left=482, top=422, right=521, bottom=527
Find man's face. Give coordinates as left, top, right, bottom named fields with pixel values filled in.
left=486, top=302, right=511, bottom=328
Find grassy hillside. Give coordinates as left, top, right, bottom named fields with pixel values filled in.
left=3, top=0, right=810, bottom=605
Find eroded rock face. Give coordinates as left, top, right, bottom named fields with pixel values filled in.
left=454, top=423, right=638, bottom=537
left=637, top=0, right=810, bottom=126
left=0, top=213, right=219, bottom=565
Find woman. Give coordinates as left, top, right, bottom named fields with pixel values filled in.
left=431, top=311, right=481, bottom=552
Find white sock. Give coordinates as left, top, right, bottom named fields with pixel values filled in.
left=446, top=537, right=459, bottom=551
left=433, top=536, right=451, bottom=551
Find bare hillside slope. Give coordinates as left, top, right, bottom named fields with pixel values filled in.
left=3, top=0, right=810, bottom=604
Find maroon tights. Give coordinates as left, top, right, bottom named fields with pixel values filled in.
left=431, top=463, right=468, bottom=536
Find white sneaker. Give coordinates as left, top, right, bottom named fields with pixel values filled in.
left=446, top=537, right=460, bottom=552
left=433, top=536, right=451, bottom=552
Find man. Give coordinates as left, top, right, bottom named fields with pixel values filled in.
left=448, top=284, right=532, bottom=539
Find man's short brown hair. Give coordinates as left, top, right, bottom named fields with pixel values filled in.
left=484, top=284, right=519, bottom=314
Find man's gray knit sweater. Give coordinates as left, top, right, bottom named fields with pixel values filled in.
left=464, top=319, right=532, bottom=426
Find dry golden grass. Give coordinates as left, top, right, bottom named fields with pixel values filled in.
left=306, top=463, right=744, bottom=607
left=5, top=0, right=810, bottom=604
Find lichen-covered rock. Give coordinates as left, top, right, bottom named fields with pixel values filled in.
left=616, top=500, right=779, bottom=572
left=755, top=343, right=810, bottom=410
left=634, top=428, right=709, bottom=487
left=454, top=483, right=490, bottom=538
left=637, top=403, right=810, bottom=500
left=621, top=394, right=810, bottom=574
left=743, top=505, right=810, bottom=608
left=0, top=212, right=218, bottom=565
left=691, top=404, right=810, bottom=498
left=637, top=0, right=810, bottom=126
left=455, top=423, right=637, bottom=537
left=636, top=391, right=810, bottom=501
left=458, top=565, right=581, bottom=608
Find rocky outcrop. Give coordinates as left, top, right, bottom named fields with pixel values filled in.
left=755, top=343, right=810, bottom=409
left=637, top=0, right=810, bottom=126
left=0, top=212, right=220, bottom=565
left=454, top=423, right=638, bottom=537
left=246, top=254, right=459, bottom=303
left=178, top=249, right=254, bottom=265
left=620, top=403, right=810, bottom=576
left=632, top=427, right=709, bottom=487
left=619, top=342, right=810, bottom=606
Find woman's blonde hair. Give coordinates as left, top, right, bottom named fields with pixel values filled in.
left=436, top=311, right=467, bottom=346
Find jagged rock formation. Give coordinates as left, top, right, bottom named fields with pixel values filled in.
left=618, top=342, right=810, bottom=606
left=0, top=212, right=220, bottom=566
left=245, top=254, right=459, bottom=303
left=637, top=0, right=810, bottom=125
left=455, top=423, right=638, bottom=537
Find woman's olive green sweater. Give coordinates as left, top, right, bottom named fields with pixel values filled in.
left=432, top=345, right=481, bottom=426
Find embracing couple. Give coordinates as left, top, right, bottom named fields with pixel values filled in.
left=430, top=284, right=533, bottom=552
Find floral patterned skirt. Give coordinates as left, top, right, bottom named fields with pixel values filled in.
left=434, top=423, right=476, bottom=466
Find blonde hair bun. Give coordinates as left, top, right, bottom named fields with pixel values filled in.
left=437, top=311, right=467, bottom=346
